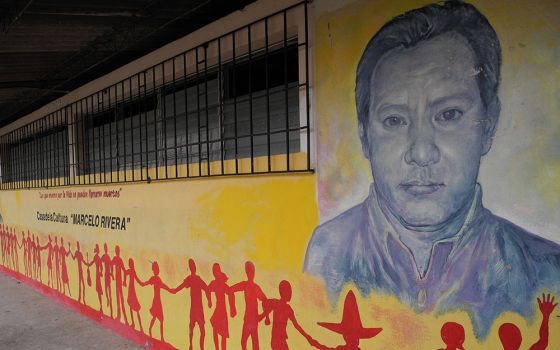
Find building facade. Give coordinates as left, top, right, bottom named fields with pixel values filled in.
left=0, top=0, right=558, bottom=349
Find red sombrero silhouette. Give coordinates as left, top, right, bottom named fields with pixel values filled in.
left=318, top=290, right=382, bottom=340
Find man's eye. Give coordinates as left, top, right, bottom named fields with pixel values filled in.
left=435, top=109, right=463, bottom=122
left=382, top=115, right=407, bottom=128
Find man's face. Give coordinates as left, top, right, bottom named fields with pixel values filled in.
left=362, top=33, right=492, bottom=228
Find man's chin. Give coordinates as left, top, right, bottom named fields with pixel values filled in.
left=394, top=203, right=451, bottom=230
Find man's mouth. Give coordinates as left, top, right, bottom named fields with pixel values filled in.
left=399, top=181, right=444, bottom=195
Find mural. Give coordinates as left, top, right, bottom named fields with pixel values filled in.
left=304, top=0, right=560, bottom=339
left=0, top=0, right=559, bottom=349
left=0, top=225, right=557, bottom=349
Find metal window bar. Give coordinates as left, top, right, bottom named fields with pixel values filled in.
left=0, top=1, right=312, bottom=190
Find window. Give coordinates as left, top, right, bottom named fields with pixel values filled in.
left=0, top=124, right=68, bottom=187
left=0, top=1, right=311, bottom=189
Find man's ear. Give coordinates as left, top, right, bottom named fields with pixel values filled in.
left=358, top=122, right=370, bottom=159
left=482, top=99, right=500, bottom=155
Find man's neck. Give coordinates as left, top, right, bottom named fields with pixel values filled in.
left=377, top=190, right=476, bottom=278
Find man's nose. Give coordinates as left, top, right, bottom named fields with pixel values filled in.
left=404, top=122, right=440, bottom=167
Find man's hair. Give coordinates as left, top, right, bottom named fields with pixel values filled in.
left=356, top=1, right=501, bottom=142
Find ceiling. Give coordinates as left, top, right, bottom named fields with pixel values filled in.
left=0, top=0, right=256, bottom=128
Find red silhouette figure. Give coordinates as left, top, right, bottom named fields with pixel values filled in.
left=499, top=294, right=557, bottom=350
left=101, top=243, right=114, bottom=317
left=22, top=232, right=29, bottom=277
left=307, top=290, right=382, bottom=350
left=172, top=258, right=212, bottom=350
left=71, top=242, right=87, bottom=304
left=1, top=225, right=5, bottom=266
left=41, top=235, right=54, bottom=288
left=2, top=226, right=8, bottom=268
left=13, top=229, right=20, bottom=272
left=438, top=322, right=465, bottom=350
left=231, top=261, right=267, bottom=350
left=26, top=232, right=32, bottom=278
left=35, top=236, right=42, bottom=282
left=31, top=234, right=38, bottom=280
left=4, top=227, right=12, bottom=269
left=208, top=263, right=237, bottom=350
left=87, top=244, right=104, bottom=312
left=125, top=258, right=144, bottom=333
left=5, top=228, right=11, bottom=269
left=18, top=232, right=26, bottom=274
left=54, top=236, right=61, bottom=291
left=112, top=245, right=128, bottom=324
left=259, top=280, right=312, bottom=350
left=59, top=238, right=71, bottom=296
left=138, top=261, right=173, bottom=342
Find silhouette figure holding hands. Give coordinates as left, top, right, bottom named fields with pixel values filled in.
left=59, top=238, right=71, bottom=296
left=41, top=235, right=54, bottom=288
left=23, top=232, right=30, bottom=277
left=438, top=322, right=465, bottom=350
left=26, top=232, right=33, bottom=278
left=34, top=236, right=41, bottom=282
left=138, top=261, right=173, bottom=342
left=71, top=242, right=87, bottom=304
left=86, top=244, right=104, bottom=312
left=125, top=258, right=144, bottom=333
left=172, top=258, right=212, bottom=350
left=499, top=294, right=557, bottom=350
left=12, top=229, right=19, bottom=271
left=54, top=236, right=61, bottom=291
left=208, top=263, right=236, bottom=350
left=112, top=245, right=128, bottom=324
left=259, top=280, right=312, bottom=350
left=231, top=261, right=267, bottom=350
left=19, top=232, right=26, bottom=275
left=307, top=290, right=382, bottom=350
left=101, top=243, right=114, bottom=317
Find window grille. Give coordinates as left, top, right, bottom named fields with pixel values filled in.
left=0, top=1, right=312, bottom=189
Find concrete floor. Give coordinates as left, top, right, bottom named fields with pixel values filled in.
left=0, top=272, right=142, bottom=350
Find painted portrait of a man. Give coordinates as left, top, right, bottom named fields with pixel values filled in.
left=303, top=0, right=560, bottom=338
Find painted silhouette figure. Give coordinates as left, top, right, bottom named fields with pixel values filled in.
left=125, top=258, right=143, bottom=333
left=26, top=232, right=32, bottom=278
left=0, top=226, right=5, bottom=266
left=499, top=294, right=557, bottom=350
left=87, top=244, right=104, bottom=312
left=138, top=261, right=173, bottom=342
left=4, top=228, right=9, bottom=267
left=1, top=227, right=7, bottom=267
left=71, top=242, right=87, bottom=304
left=3, top=227, right=11, bottom=269
left=12, top=229, right=19, bottom=272
left=35, top=236, right=42, bottom=282
left=31, top=234, right=38, bottom=280
left=307, top=290, right=382, bottom=350
left=59, top=238, right=71, bottom=296
left=101, top=243, right=114, bottom=317
left=259, top=280, right=312, bottom=350
left=13, top=229, right=20, bottom=272
left=54, top=236, right=61, bottom=291
left=41, top=235, right=54, bottom=288
left=4, top=228, right=9, bottom=268
left=22, top=232, right=29, bottom=277
left=172, top=258, right=212, bottom=350
left=18, top=232, right=26, bottom=274
left=438, top=322, right=465, bottom=350
left=231, top=261, right=267, bottom=350
left=112, top=245, right=128, bottom=324
left=208, top=263, right=236, bottom=350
